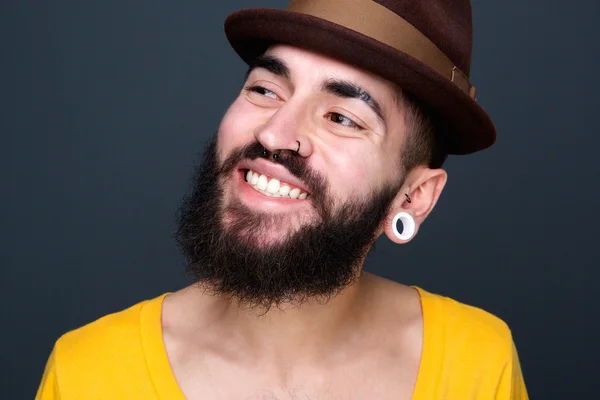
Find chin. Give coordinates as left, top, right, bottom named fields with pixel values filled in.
left=221, top=204, right=315, bottom=247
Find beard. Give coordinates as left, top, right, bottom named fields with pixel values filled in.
left=175, top=135, right=404, bottom=311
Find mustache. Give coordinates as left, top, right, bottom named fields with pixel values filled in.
left=219, top=141, right=304, bottom=178
left=217, top=140, right=330, bottom=215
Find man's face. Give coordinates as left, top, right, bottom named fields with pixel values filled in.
left=218, top=45, right=409, bottom=242
left=177, top=45, right=410, bottom=309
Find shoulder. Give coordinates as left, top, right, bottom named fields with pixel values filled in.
left=414, top=288, right=529, bottom=398
left=38, top=293, right=169, bottom=398
left=52, top=294, right=167, bottom=380
left=56, top=297, right=150, bottom=354
left=416, top=286, right=514, bottom=364
left=421, top=287, right=511, bottom=336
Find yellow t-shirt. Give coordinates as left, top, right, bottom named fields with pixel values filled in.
left=36, top=287, right=529, bottom=399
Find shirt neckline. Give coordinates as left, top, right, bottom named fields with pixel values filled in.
left=140, top=286, right=442, bottom=399
left=411, top=286, right=444, bottom=399
left=140, top=292, right=186, bottom=399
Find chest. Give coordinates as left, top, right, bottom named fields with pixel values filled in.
left=169, top=352, right=420, bottom=400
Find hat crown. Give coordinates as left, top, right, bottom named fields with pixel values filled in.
left=376, top=0, right=473, bottom=75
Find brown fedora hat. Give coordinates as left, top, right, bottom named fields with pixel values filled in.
left=224, top=0, right=495, bottom=155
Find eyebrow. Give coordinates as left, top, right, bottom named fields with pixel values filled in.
left=245, top=54, right=291, bottom=81
left=245, top=55, right=388, bottom=131
left=321, top=79, right=388, bottom=131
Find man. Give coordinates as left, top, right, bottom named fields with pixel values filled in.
left=37, top=0, right=528, bottom=399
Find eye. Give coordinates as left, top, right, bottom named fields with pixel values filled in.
left=245, top=85, right=279, bottom=100
left=326, top=112, right=364, bottom=130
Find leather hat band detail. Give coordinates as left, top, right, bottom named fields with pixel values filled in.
left=286, top=0, right=476, bottom=99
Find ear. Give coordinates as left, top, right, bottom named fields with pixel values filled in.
left=383, top=167, right=448, bottom=244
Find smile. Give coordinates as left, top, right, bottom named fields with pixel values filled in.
left=244, top=169, right=310, bottom=199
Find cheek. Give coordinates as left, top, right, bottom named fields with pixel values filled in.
left=217, top=97, right=261, bottom=158
left=323, top=145, right=381, bottom=200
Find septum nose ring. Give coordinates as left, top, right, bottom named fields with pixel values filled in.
left=262, top=141, right=301, bottom=160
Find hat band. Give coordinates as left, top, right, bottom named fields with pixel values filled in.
left=286, top=0, right=476, bottom=100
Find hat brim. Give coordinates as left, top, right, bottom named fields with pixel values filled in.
left=224, top=9, right=496, bottom=155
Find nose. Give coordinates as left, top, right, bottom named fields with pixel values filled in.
left=254, top=102, right=312, bottom=158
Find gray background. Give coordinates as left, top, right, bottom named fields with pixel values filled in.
left=2, top=0, right=598, bottom=398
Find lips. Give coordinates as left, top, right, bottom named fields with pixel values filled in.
left=244, top=169, right=310, bottom=199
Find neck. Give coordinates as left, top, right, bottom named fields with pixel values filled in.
left=193, top=272, right=371, bottom=365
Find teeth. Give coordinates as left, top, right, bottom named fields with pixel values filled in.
left=266, top=178, right=281, bottom=194
left=257, top=174, right=268, bottom=191
left=279, top=185, right=290, bottom=196
left=260, top=189, right=279, bottom=197
left=245, top=169, right=309, bottom=200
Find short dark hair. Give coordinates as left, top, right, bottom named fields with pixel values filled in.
left=397, top=90, right=449, bottom=172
